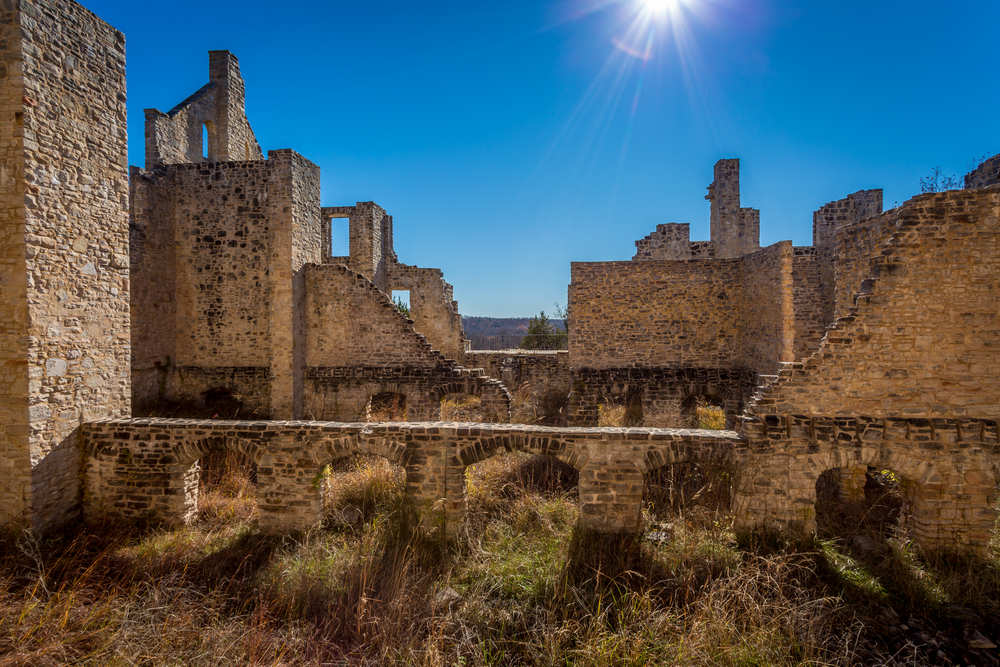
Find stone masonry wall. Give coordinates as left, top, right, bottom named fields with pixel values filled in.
left=305, top=264, right=448, bottom=368
left=633, top=223, right=693, bottom=260
left=737, top=241, right=794, bottom=375
left=389, top=260, right=466, bottom=360
left=790, top=247, right=827, bottom=360
left=143, top=51, right=263, bottom=169
left=706, top=159, right=759, bottom=259
left=0, top=0, right=130, bottom=530
left=965, top=153, right=1000, bottom=190
left=464, top=350, right=571, bottom=391
left=82, top=418, right=741, bottom=539
left=129, top=167, right=177, bottom=404
left=171, top=160, right=273, bottom=368
left=812, top=189, right=883, bottom=324
left=569, top=259, right=743, bottom=369
left=750, top=186, right=1000, bottom=420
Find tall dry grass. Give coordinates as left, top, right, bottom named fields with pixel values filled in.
left=1, top=447, right=997, bottom=666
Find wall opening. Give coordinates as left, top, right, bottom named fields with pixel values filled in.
left=680, top=394, right=727, bottom=429
left=202, top=123, right=209, bottom=160
left=391, top=290, right=410, bottom=319
left=598, top=389, right=643, bottom=427
left=203, top=387, right=244, bottom=419
left=464, top=452, right=579, bottom=533
left=644, top=447, right=735, bottom=522
left=441, top=392, right=485, bottom=422
left=318, top=454, right=406, bottom=528
left=815, top=467, right=906, bottom=546
left=366, top=392, right=407, bottom=422
left=331, top=217, right=349, bottom=258
left=197, top=451, right=258, bottom=525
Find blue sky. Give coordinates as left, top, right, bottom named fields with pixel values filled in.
left=88, top=0, right=998, bottom=317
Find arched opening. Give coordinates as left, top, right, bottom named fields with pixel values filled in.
left=598, top=388, right=643, bottom=427
left=644, top=447, right=736, bottom=525
left=317, top=454, right=407, bottom=528
left=680, top=393, right=727, bottom=429
left=440, top=392, right=484, bottom=422
left=196, top=450, right=258, bottom=525
left=464, top=451, right=579, bottom=535
left=815, top=466, right=907, bottom=546
left=366, top=392, right=407, bottom=422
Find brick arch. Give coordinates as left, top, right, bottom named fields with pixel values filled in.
left=636, top=440, right=699, bottom=475
left=172, top=434, right=266, bottom=467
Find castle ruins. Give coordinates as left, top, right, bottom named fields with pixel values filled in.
left=0, top=0, right=997, bottom=553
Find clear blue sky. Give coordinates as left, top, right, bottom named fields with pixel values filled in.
left=87, top=0, right=998, bottom=317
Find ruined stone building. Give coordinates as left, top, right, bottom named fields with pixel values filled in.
left=567, top=159, right=882, bottom=426
left=1, top=0, right=997, bottom=554
left=129, top=52, right=508, bottom=424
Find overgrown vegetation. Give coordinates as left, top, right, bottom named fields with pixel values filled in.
left=519, top=310, right=568, bottom=350
left=3, top=444, right=997, bottom=666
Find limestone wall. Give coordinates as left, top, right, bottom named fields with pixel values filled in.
left=0, top=0, right=130, bottom=530
left=82, top=417, right=741, bottom=538
left=812, top=189, right=883, bottom=323
left=790, top=247, right=827, bottom=359
left=144, top=51, right=263, bottom=169
left=305, top=264, right=446, bottom=368
left=171, top=160, right=273, bottom=368
left=965, top=154, right=1000, bottom=190
left=706, top=159, right=759, bottom=259
left=750, top=187, right=1000, bottom=420
left=464, top=350, right=571, bottom=390
left=633, top=223, right=693, bottom=260
left=738, top=241, right=794, bottom=375
left=389, top=260, right=466, bottom=360
left=569, top=259, right=743, bottom=369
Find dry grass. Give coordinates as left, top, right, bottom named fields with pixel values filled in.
left=440, top=394, right=485, bottom=422
left=509, top=382, right=568, bottom=426
left=1, top=456, right=997, bottom=666
left=366, top=392, right=407, bottom=422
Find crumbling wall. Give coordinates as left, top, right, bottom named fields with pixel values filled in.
left=464, top=350, right=571, bottom=390
left=789, top=247, right=827, bottom=359
left=333, top=202, right=393, bottom=293
left=633, top=223, right=693, bottom=260
left=832, top=209, right=896, bottom=320
left=812, top=189, right=883, bottom=323
left=706, top=159, right=759, bottom=259
left=965, top=154, right=1000, bottom=190
left=569, top=259, right=743, bottom=369
left=0, top=0, right=130, bottom=530
left=144, top=51, right=263, bottom=169
left=738, top=242, right=794, bottom=375
left=389, top=260, right=466, bottom=359
left=750, top=187, right=1000, bottom=419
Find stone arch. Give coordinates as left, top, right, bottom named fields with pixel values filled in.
left=172, top=434, right=266, bottom=468
left=311, top=435, right=410, bottom=526
left=641, top=439, right=734, bottom=516
left=595, top=382, right=645, bottom=426
left=167, top=434, right=266, bottom=525
left=430, top=379, right=511, bottom=423
left=366, top=390, right=408, bottom=422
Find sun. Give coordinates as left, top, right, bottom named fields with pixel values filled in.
left=641, top=0, right=681, bottom=15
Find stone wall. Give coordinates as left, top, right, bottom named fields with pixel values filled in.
left=752, top=187, right=1000, bottom=420
left=634, top=223, right=694, bottom=260
left=389, top=260, right=466, bottom=360
left=812, top=189, right=883, bottom=324
left=130, top=150, right=321, bottom=420
left=706, top=159, right=759, bottom=259
left=144, top=51, right=263, bottom=169
left=567, top=367, right=757, bottom=427
left=738, top=241, right=794, bottom=375
left=0, top=0, right=130, bottom=530
left=569, top=259, right=743, bottom=369
left=965, top=153, right=1000, bottom=190
left=464, top=350, right=571, bottom=390
left=734, top=415, right=999, bottom=554
left=325, top=202, right=393, bottom=293
left=82, top=417, right=741, bottom=538
left=789, top=247, right=827, bottom=359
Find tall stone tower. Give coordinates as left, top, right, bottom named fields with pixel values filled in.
left=705, top=159, right=760, bottom=258
left=0, top=0, right=130, bottom=530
